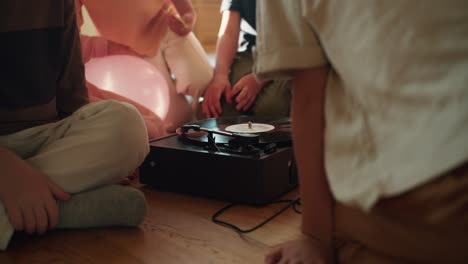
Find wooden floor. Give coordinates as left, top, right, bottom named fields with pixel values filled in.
left=1, top=184, right=301, bottom=264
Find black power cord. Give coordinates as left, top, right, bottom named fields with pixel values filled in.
left=292, top=198, right=302, bottom=214
left=212, top=196, right=301, bottom=234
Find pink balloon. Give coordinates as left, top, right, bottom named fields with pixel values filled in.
left=85, top=55, right=170, bottom=119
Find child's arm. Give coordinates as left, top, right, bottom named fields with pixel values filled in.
left=166, top=0, right=195, bottom=36
left=79, top=35, right=138, bottom=63
left=201, top=10, right=241, bottom=118
left=293, top=67, right=332, bottom=244
left=212, top=10, right=240, bottom=89
left=266, top=66, right=334, bottom=263
left=0, top=147, right=70, bottom=235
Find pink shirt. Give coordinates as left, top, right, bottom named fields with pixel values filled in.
left=76, top=0, right=170, bottom=57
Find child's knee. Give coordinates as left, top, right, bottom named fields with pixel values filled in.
left=98, top=100, right=150, bottom=167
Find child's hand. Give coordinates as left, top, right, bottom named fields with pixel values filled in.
left=0, top=149, right=70, bottom=235
left=202, top=75, right=231, bottom=118
left=167, top=0, right=196, bottom=36
left=265, top=236, right=334, bottom=264
left=228, top=73, right=267, bottom=112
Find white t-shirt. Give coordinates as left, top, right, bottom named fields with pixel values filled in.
left=255, top=0, right=468, bottom=210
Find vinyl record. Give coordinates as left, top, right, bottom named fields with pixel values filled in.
left=176, top=116, right=292, bottom=146
left=225, top=123, right=275, bottom=133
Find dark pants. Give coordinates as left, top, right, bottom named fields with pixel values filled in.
left=198, top=51, right=291, bottom=119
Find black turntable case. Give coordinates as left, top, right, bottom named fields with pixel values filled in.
left=139, top=134, right=298, bottom=205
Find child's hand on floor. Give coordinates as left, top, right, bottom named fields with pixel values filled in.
left=265, top=235, right=334, bottom=264
left=0, top=148, right=70, bottom=235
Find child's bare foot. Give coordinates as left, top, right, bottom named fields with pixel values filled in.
left=118, top=177, right=131, bottom=185
left=118, top=169, right=139, bottom=185
left=265, top=235, right=333, bottom=264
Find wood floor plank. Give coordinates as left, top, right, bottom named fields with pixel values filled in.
left=1, top=186, right=302, bottom=263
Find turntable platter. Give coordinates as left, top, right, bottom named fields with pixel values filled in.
left=225, top=123, right=274, bottom=133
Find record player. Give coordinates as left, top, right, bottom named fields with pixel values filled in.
left=139, top=116, right=298, bottom=205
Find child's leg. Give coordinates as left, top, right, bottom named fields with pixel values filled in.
left=251, top=79, right=291, bottom=117
left=86, top=81, right=167, bottom=140
left=0, top=100, right=149, bottom=250
left=17, top=100, right=149, bottom=194
left=230, top=51, right=292, bottom=118
left=224, top=51, right=291, bottom=118
left=335, top=162, right=468, bottom=263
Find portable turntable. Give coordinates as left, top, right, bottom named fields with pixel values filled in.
left=139, top=116, right=298, bottom=205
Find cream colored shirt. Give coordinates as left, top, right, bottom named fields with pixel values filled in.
left=255, top=0, right=468, bottom=210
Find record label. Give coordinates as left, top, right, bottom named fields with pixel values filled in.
left=225, top=122, right=275, bottom=133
